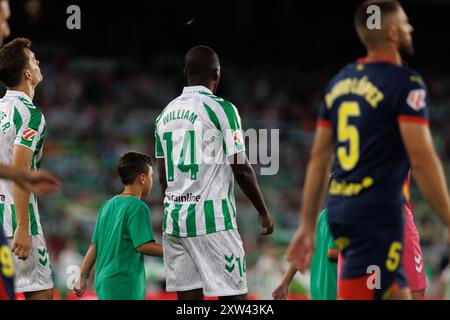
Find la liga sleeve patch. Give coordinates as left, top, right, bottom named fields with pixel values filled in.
left=406, top=89, right=427, bottom=111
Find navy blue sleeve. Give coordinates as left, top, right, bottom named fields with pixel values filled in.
left=394, top=70, right=429, bottom=126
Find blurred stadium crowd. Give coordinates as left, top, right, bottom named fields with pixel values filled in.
left=31, top=54, right=450, bottom=299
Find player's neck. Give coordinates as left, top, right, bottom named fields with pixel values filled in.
left=187, top=80, right=215, bottom=94
left=365, top=46, right=402, bottom=66
left=120, top=185, right=143, bottom=200
left=9, top=82, right=36, bottom=100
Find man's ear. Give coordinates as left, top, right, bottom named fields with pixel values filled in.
left=387, top=24, right=398, bottom=43
left=24, top=69, right=32, bottom=81
left=212, top=68, right=219, bottom=81
left=183, top=69, right=188, bottom=81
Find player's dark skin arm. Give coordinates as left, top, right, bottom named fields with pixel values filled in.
left=157, top=158, right=167, bottom=197
left=229, top=152, right=274, bottom=235
left=158, top=155, right=273, bottom=236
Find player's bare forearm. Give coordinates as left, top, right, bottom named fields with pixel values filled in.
left=318, top=162, right=333, bottom=207
left=411, top=157, right=450, bottom=226
left=12, top=183, right=30, bottom=228
left=400, top=123, right=450, bottom=227
left=12, top=146, right=34, bottom=229
left=300, top=127, right=334, bottom=229
left=0, top=164, right=19, bottom=181
left=157, top=158, right=167, bottom=196
left=230, top=153, right=269, bottom=216
left=80, top=243, right=97, bottom=279
left=136, top=241, right=163, bottom=257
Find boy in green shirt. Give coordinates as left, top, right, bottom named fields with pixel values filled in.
left=273, top=209, right=338, bottom=300
left=74, top=152, right=163, bottom=300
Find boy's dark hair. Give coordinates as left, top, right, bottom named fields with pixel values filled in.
left=117, top=152, right=152, bottom=185
left=0, top=37, right=32, bottom=87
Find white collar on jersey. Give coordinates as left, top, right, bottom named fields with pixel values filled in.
left=5, top=90, right=33, bottom=102
left=182, top=85, right=212, bottom=95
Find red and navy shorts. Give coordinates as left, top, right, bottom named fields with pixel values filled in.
left=328, top=219, right=408, bottom=300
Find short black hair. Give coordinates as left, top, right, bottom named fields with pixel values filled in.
left=117, top=152, right=152, bottom=185
left=185, top=45, right=220, bottom=81
left=0, top=37, right=32, bottom=87
left=354, top=0, right=401, bottom=47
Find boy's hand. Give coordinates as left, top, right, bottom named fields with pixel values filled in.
left=74, top=278, right=87, bottom=297
left=272, top=282, right=289, bottom=300
left=259, top=212, right=274, bottom=235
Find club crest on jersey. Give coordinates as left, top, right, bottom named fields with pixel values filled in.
left=22, top=128, right=37, bottom=142
left=407, top=89, right=426, bottom=111
left=233, top=130, right=243, bottom=145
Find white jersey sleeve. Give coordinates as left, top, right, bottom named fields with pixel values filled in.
left=13, top=96, right=46, bottom=154
left=199, top=93, right=245, bottom=157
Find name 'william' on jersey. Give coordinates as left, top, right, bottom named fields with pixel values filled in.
left=318, top=58, right=429, bottom=223
left=154, top=85, right=246, bottom=237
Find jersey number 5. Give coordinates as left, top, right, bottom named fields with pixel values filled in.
left=163, top=131, right=199, bottom=182
left=337, top=101, right=361, bottom=171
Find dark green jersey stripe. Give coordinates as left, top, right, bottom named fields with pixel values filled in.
left=10, top=204, right=37, bottom=235
left=0, top=203, right=4, bottom=226
left=171, top=204, right=182, bottom=237
left=17, top=96, right=35, bottom=109
left=29, top=204, right=38, bottom=235
left=155, top=131, right=164, bottom=157
left=218, top=100, right=240, bottom=131
left=186, top=204, right=197, bottom=237
left=31, top=157, right=36, bottom=170
left=13, top=106, right=23, bottom=135
left=27, top=109, right=43, bottom=130
left=10, top=205, right=17, bottom=234
left=163, top=202, right=169, bottom=232
left=199, top=92, right=240, bottom=131
left=221, top=199, right=233, bottom=230
left=228, top=181, right=236, bottom=217
left=203, top=103, right=221, bottom=130
left=203, top=103, right=227, bottom=154
left=34, top=124, right=46, bottom=155
left=204, top=200, right=216, bottom=234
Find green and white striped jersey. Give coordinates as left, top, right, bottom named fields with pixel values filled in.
left=155, top=86, right=245, bottom=237
left=0, top=90, right=46, bottom=237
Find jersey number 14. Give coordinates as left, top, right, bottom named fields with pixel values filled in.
left=163, top=131, right=199, bottom=182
